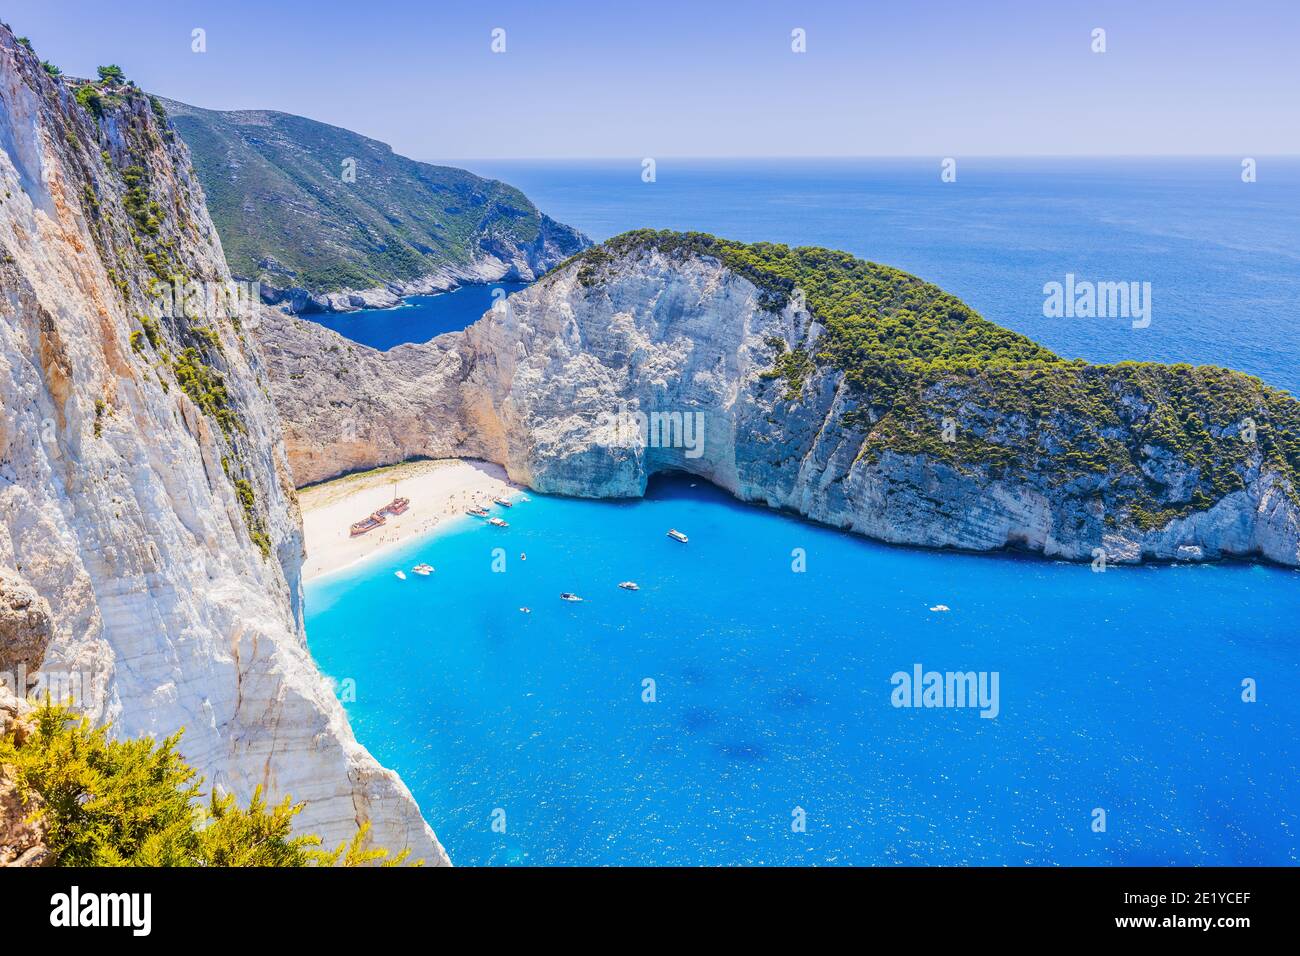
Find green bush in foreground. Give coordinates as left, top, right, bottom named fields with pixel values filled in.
left=1, top=702, right=417, bottom=867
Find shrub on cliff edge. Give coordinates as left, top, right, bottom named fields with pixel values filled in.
left=0, top=702, right=417, bottom=866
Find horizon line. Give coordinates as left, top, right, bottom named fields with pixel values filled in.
left=431, top=153, right=1300, bottom=163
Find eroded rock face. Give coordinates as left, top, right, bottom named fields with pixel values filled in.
left=254, top=313, right=472, bottom=485
left=258, top=245, right=1300, bottom=567
left=0, top=28, right=446, bottom=863
left=0, top=568, right=52, bottom=680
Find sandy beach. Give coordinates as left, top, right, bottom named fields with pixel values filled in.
left=299, top=458, right=524, bottom=581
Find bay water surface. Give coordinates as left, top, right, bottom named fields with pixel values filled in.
left=306, top=478, right=1299, bottom=865
left=310, top=281, right=529, bottom=350
left=304, top=160, right=1300, bottom=865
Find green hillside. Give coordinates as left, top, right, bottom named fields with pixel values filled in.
left=160, top=98, right=587, bottom=293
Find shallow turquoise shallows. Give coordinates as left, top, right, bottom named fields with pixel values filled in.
left=305, top=477, right=1299, bottom=865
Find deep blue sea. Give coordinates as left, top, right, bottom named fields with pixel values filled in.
left=307, top=477, right=1298, bottom=865
left=304, top=159, right=1300, bottom=865
left=310, top=281, right=529, bottom=350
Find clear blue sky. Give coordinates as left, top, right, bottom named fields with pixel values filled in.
left=5, top=0, right=1297, bottom=159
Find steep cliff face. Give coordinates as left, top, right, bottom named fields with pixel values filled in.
left=0, top=568, right=51, bottom=676
left=260, top=233, right=1300, bottom=567
left=0, top=29, right=446, bottom=862
left=256, top=314, right=470, bottom=484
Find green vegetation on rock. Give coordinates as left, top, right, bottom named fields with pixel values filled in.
left=73, top=84, right=103, bottom=119
left=0, top=702, right=415, bottom=866
left=171, top=346, right=239, bottom=436
left=568, top=231, right=1300, bottom=529
left=233, top=477, right=271, bottom=558
left=121, top=164, right=162, bottom=236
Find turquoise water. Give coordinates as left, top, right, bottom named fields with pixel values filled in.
left=460, top=158, right=1300, bottom=395
left=306, top=477, right=1300, bottom=866
left=309, top=281, right=529, bottom=350
left=304, top=159, right=1300, bottom=865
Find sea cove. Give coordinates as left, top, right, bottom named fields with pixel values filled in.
left=309, top=281, right=531, bottom=350
left=305, top=476, right=1300, bottom=866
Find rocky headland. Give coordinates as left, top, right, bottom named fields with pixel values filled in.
left=258, top=231, right=1300, bottom=567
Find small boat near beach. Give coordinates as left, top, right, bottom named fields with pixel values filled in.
left=466, top=508, right=490, bottom=518
left=394, top=570, right=407, bottom=580
left=560, top=592, right=583, bottom=602
left=930, top=604, right=950, bottom=612
left=618, top=581, right=640, bottom=591
left=488, top=517, right=509, bottom=528
left=667, top=529, right=689, bottom=543
left=493, top=497, right=513, bottom=508
left=412, top=564, right=434, bottom=576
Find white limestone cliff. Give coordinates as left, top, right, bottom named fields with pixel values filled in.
left=0, top=28, right=447, bottom=863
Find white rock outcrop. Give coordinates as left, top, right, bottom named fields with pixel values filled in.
left=0, top=29, right=447, bottom=863
left=259, top=243, right=1300, bottom=567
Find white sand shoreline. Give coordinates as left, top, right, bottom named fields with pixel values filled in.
left=298, top=458, right=524, bottom=582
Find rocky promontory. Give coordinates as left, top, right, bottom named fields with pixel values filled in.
left=259, top=231, right=1300, bottom=567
